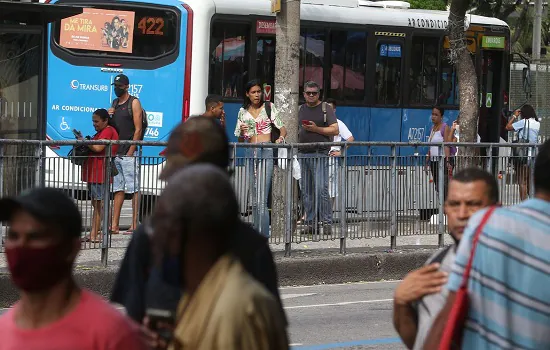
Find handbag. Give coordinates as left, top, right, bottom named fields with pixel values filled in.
left=438, top=206, right=497, bottom=350
left=68, top=144, right=90, bottom=166
left=512, top=119, right=530, bottom=163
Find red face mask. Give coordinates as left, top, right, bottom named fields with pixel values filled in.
left=5, top=244, right=72, bottom=292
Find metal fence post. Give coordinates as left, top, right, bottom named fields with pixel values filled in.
left=34, top=143, right=42, bottom=188
left=100, top=143, right=113, bottom=267
left=390, top=145, right=397, bottom=250
left=339, top=143, right=347, bottom=255
left=530, top=145, right=536, bottom=198
left=438, top=145, right=445, bottom=248
left=284, top=144, right=293, bottom=257
left=487, top=145, right=493, bottom=173
left=0, top=143, right=4, bottom=196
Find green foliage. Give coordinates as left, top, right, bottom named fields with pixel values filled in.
left=409, top=0, right=447, bottom=11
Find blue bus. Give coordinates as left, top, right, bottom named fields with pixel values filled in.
left=44, top=0, right=512, bottom=214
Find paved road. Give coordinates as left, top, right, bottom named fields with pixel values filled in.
left=0, top=281, right=404, bottom=349
left=284, top=282, right=404, bottom=350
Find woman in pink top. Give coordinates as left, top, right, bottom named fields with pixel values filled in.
left=234, top=80, right=287, bottom=237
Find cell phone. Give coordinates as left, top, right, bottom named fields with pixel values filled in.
left=72, top=129, right=82, bottom=138
left=302, top=120, right=311, bottom=126
left=146, top=308, right=175, bottom=342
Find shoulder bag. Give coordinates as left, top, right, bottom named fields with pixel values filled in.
left=438, top=206, right=497, bottom=350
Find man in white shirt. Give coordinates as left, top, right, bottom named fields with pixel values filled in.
left=326, top=99, right=354, bottom=208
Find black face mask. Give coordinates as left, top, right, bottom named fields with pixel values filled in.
left=114, top=87, right=126, bottom=97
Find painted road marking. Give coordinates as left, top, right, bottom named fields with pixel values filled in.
left=291, top=337, right=402, bottom=350
left=280, top=281, right=401, bottom=290
left=284, top=298, right=393, bottom=310
left=281, top=293, right=316, bottom=300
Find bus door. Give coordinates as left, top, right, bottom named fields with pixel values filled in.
left=479, top=35, right=507, bottom=143
left=478, top=35, right=507, bottom=173
left=255, top=35, right=276, bottom=103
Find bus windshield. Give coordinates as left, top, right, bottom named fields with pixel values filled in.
left=53, top=5, right=178, bottom=59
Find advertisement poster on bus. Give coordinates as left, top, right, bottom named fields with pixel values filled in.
left=59, top=8, right=135, bottom=54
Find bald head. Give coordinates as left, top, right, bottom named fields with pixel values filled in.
left=160, top=117, right=230, bottom=180
left=153, top=164, right=239, bottom=258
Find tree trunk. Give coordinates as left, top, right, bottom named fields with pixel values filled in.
left=449, top=0, right=478, bottom=168
left=272, top=0, right=300, bottom=250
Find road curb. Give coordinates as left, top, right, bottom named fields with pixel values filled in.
left=0, top=249, right=435, bottom=308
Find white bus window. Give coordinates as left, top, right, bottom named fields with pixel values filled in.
left=53, top=6, right=178, bottom=59
left=300, top=29, right=325, bottom=93
left=330, top=31, right=367, bottom=102
left=209, top=22, right=250, bottom=99
left=409, top=36, right=438, bottom=105
left=375, top=43, right=402, bottom=105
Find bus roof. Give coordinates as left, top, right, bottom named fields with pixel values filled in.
left=194, top=0, right=508, bottom=29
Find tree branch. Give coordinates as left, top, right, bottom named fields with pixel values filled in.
left=498, top=0, right=523, bottom=20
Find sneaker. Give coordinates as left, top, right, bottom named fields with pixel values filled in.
left=300, top=225, right=315, bottom=236
left=322, top=223, right=333, bottom=236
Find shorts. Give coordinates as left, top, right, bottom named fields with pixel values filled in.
left=88, top=183, right=105, bottom=201
left=113, top=154, right=140, bottom=194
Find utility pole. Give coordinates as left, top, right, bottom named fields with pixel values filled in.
left=533, top=0, right=543, bottom=60
left=271, top=0, right=300, bottom=251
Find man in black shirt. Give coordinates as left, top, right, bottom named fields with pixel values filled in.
left=108, top=74, right=143, bottom=235
left=110, top=117, right=285, bottom=330
left=298, top=81, right=339, bottom=235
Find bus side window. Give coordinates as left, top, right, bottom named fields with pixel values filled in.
left=209, top=22, right=250, bottom=99
left=300, top=28, right=326, bottom=97
left=439, top=49, right=459, bottom=106
left=330, top=31, right=367, bottom=103
left=375, top=43, right=402, bottom=105
left=409, top=36, right=438, bottom=106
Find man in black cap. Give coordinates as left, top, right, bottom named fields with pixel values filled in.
left=0, top=188, right=146, bottom=349
left=110, top=117, right=285, bottom=343
left=108, top=73, right=143, bottom=236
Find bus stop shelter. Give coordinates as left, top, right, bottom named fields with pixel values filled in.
left=0, top=0, right=83, bottom=195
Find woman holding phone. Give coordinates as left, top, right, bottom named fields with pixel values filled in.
left=80, top=109, right=119, bottom=243
left=234, top=80, right=287, bottom=237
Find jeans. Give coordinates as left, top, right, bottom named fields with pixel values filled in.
left=247, top=147, right=274, bottom=237
left=299, top=153, right=332, bottom=226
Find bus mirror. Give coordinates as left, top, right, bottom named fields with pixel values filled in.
left=522, top=67, right=531, bottom=94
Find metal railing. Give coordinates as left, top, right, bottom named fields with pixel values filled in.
left=0, top=139, right=540, bottom=264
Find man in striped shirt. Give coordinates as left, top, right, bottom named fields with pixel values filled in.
left=426, top=139, right=550, bottom=349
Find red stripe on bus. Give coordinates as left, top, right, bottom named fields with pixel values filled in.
left=182, top=3, right=194, bottom=122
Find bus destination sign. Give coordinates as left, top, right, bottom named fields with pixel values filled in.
left=482, top=36, right=505, bottom=49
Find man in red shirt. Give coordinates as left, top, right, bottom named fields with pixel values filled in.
left=0, top=188, right=146, bottom=350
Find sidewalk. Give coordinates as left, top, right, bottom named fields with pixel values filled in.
left=0, top=233, right=447, bottom=308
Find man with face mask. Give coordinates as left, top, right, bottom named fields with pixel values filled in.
left=392, top=168, right=499, bottom=349
left=0, top=188, right=146, bottom=350
left=108, top=74, right=143, bottom=236
left=110, top=117, right=285, bottom=346
left=153, top=164, right=288, bottom=349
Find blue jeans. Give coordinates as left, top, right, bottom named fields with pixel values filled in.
left=299, top=153, right=332, bottom=226
left=246, top=147, right=274, bottom=237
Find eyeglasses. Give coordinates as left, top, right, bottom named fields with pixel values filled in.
left=305, top=91, right=319, bottom=96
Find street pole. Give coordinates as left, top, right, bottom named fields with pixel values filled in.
left=533, top=0, right=543, bottom=60
left=272, top=0, right=300, bottom=254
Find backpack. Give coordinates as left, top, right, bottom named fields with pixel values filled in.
left=265, top=102, right=280, bottom=144
left=111, top=96, right=148, bottom=140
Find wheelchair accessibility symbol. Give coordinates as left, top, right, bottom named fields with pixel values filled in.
left=59, top=117, right=70, bottom=131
